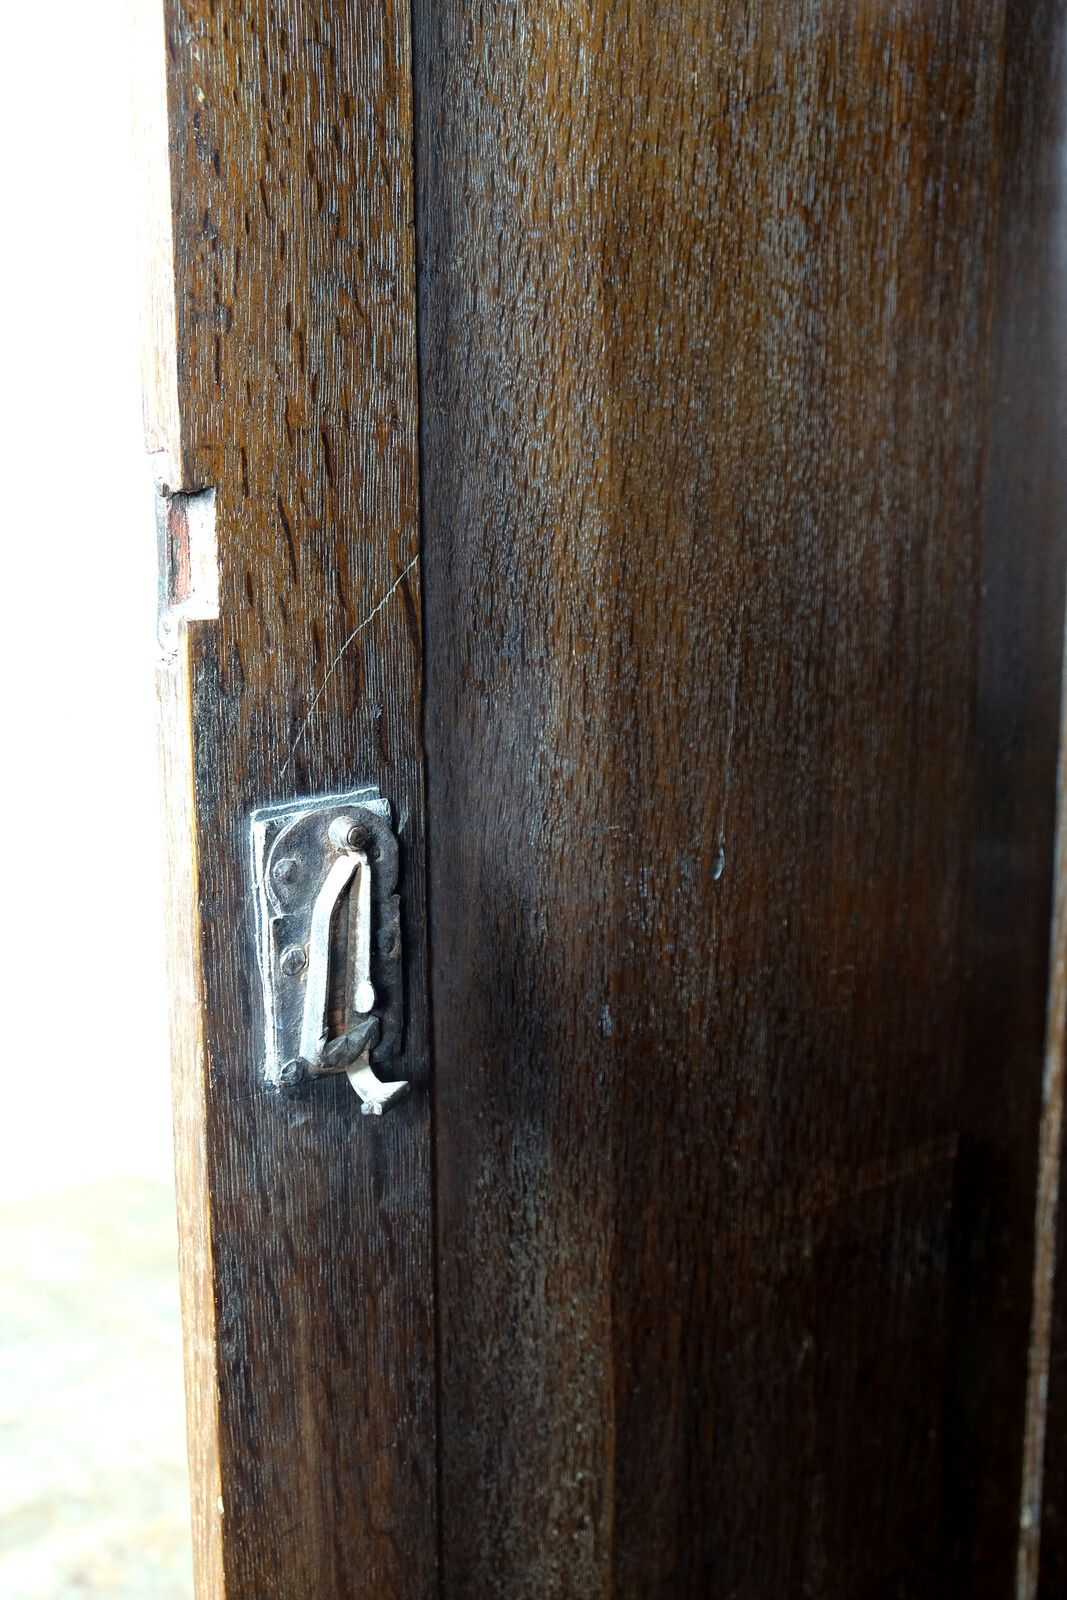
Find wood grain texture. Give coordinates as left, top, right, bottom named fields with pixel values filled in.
left=1039, top=937, right=1067, bottom=1600
left=1010, top=8, right=1067, bottom=1595
left=412, top=1, right=1065, bottom=1594
left=138, top=1, right=436, bottom=1595
left=131, top=0, right=183, bottom=478
left=952, top=5, right=1067, bottom=1596
left=158, top=625, right=224, bottom=1600
left=1023, top=629, right=1067, bottom=1600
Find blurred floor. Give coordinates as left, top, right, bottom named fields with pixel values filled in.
left=0, top=1178, right=194, bottom=1599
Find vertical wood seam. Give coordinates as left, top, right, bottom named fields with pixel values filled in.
left=406, top=0, right=446, bottom=1584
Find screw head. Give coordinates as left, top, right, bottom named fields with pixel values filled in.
left=280, top=944, right=307, bottom=976
left=329, top=816, right=370, bottom=851
left=274, top=857, right=299, bottom=884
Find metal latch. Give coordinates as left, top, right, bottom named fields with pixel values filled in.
left=250, top=787, right=407, bottom=1114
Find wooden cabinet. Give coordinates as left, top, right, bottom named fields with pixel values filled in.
left=136, top=1, right=1067, bottom=1594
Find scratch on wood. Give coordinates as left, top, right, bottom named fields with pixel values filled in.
left=785, top=1135, right=960, bottom=1227
left=277, top=493, right=298, bottom=581
left=711, top=82, right=780, bottom=124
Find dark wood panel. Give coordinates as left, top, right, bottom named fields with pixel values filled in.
left=137, top=1, right=436, bottom=1595
left=413, top=1, right=1064, bottom=1594
left=948, top=5, right=1067, bottom=1597
left=1013, top=7, right=1067, bottom=1594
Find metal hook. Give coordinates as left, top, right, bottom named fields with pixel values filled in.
left=250, top=788, right=408, bottom=1111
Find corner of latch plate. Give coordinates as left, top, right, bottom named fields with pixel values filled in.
left=250, top=786, right=407, bottom=1115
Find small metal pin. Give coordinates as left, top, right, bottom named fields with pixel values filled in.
left=328, top=816, right=369, bottom=852
left=277, top=1059, right=307, bottom=1093
left=274, top=857, right=299, bottom=884
left=280, top=945, right=307, bottom=976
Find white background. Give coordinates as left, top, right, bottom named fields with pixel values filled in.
left=0, top=0, right=174, bottom=1202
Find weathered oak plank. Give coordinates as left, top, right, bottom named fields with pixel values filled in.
left=413, top=1, right=1067, bottom=1593
left=139, top=0, right=1067, bottom=1589
left=137, top=2, right=436, bottom=1595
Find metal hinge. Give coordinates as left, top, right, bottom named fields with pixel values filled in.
left=250, top=787, right=407, bottom=1114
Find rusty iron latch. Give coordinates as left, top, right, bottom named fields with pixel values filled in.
left=250, top=787, right=407, bottom=1114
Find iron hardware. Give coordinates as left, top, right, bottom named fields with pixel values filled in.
left=250, top=787, right=407, bottom=1114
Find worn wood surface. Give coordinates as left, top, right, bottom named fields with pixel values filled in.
left=959, top=6, right=1067, bottom=1598
left=413, top=2, right=1066, bottom=1595
left=141, top=0, right=1067, bottom=1590
left=1021, top=10, right=1067, bottom=1595
left=1026, top=640, right=1067, bottom=1600
left=157, top=624, right=224, bottom=1599
left=1040, top=934, right=1067, bottom=1600
left=138, top=1, right=436, bottom=1596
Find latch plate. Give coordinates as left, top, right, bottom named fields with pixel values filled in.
left=250, top=787, right=406, bottom=1112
